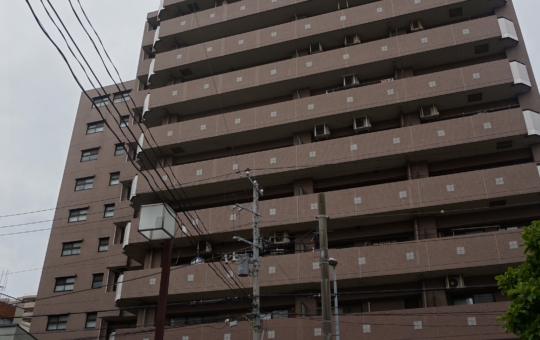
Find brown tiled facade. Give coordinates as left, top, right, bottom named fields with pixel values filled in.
left=32, top=0, right=540, bottom=339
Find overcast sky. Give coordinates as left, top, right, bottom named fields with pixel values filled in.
left=0, top=0, right=539, bottom=299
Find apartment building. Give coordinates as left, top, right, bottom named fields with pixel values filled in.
left=13, top=295, right=37, bottom=332
left=31, top=0, right=540, bottom=339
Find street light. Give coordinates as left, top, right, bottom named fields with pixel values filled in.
left=138, top=203, right=176, bottom=340
left=328, top=257, right=340, bottom=340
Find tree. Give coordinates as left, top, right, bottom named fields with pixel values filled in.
left=496, top=220, right=540, bottom=339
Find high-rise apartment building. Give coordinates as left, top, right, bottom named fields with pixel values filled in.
left=31, top=0, right=540, bottom=339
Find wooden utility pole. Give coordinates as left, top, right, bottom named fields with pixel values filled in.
left=317, top=193, right=332, bottom=340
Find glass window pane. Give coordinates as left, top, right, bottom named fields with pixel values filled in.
left=72, top=249, right=80, bottom=255
left=56, top=322, right=66, bottom=330
left=474, top=293, right=495, bottom=304
left=453, top=297, right=473, bottom=305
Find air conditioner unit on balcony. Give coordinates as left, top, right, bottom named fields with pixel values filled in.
left=446, top=275, right=465, bottom=289
left=343, top=74, right=359, bottom=88
left=197, top=241, right=212, bottom=254
left=314, top=123, right=330, bottom=140
left=273, top=231, right=290, bottom=244
left=309, top=42, right=323, bottom=54
left=410, top=20, right=424, bottom=32
left=344, top=34, right=360, bottom=46
left=353, top=116, right=371, bottom=133
left=419, top=105, right=439, bottom=119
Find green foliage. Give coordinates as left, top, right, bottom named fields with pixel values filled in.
left=496, top=220, right=540, bottom=339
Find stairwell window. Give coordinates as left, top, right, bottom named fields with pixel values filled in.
left=98, top=238, right=109, bottom=252
left=92, top=274, right=104, bottom=289
left=113, top=91, right=131, bottom=104
left=114, top=144, right=125, bottom=156
left=92, top=96, right=109, bottom=108
left=62, top=241, right=81, bottom=256
left=75, top=177, right=94, bottom=191
left=109, top=172, right=120, bottom=186
left=86, top=121, right=104, bottom=134
left=81, top=148, right=99, bottom=162
left=68, top=208, right=88, bottom=223
left=85, top=313, right=97, bottom=329
left=54, top=277, right=75, bottom=292
left=47, top=315, right=68, bottom=331
left=119, top=115, right=129, bottom=128
left=103, top=204, right=115, bottom=218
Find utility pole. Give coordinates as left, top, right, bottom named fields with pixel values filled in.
left=155, top=239, right=173, bottom=340
left=317, top=193, right=332, bottom=340
left=234, top=169, right=264, bottom=340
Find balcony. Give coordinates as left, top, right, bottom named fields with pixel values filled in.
left=140, top=54, right=528, bottom=137
left=119, top=229, right=525, bottom=302
left=139, top=0, right=510, bottom=88
left=126, top=108, right=538, bottom=201
left=153, top=0, right=376, bottom=45
left=116, top=302, right=513, bottom=339
left=125, top=163, right=540, bottom=246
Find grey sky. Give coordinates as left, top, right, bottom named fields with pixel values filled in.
left=0, top=0, right=539, bottom=299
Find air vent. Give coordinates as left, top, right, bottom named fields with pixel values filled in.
left=309, top=42, right=323, bottom=54
left=171, top=146, right=185, bottom=154
left=343, top=74, right=359, bottom=87
left=180, top=68, right=193, bottom=77
left=187, top=2, right=200, bottom=12
left=353, top=116, right=371, bottom=133
left=314, top=123, right=330, bottom=140
left=410, top=20, right=424, bottom=32
left=273, top=231, right=290, bottom=244
left=344, top=34, right=360, bottom=46
left=490, top=200, right=507, bottom=207
left=446, top=275, right=465, bottom=289
left=449, top=7, right=463, bottom=18
left=419, top=105, right=439, bottom=120
left=475, top=44, right=489, bottom=54
left=496, top=140, right=513, bottom=149
left=468, top=93, right=483, bottom=102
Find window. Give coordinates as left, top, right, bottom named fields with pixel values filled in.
left=98, top=238, right=109, bottom=252
left=475, top=44, right=489, bottom=54
left=109, top=172, right=120, bottom=186
left=75, top=177, right=94, bottom=191
left=92, top=96, right=109, bottom=108
left=169, top=315, right=218, bottom=326
left=114, top=144, right=124, bottom=156
left=186, top=2, right=200, bottom=12
left=47, top=315, right=68, bottom=331
left=81, top=148, right=99, bottom=162
left=334, top=304, right=363, bottom=315
left=496, top=140, right=513, bottom=150
left=54, top=277, right=75, bottom=292
left=62, top=241, right=81, bottom=256
left=453, top=293, right=495, bottom=305
left=113, top=91, right=130, bottom=103
left=86, top=121, right=104, bottom=134
left=119, top=116, right=129, bottom=128
left=449, top=7, right=463, bottom=17
left=85, top=313, right=97, bottom=329
left=468, top=93, right=483, bottom=102
left=404, top=297, right=420, bottom=309
left=68, top=208, right=88, bottom=223
left=92, top=274, right=104, bottom=289
left=104, top=205, right=115, bottom=218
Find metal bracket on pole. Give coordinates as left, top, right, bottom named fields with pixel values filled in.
left=236, top=203, right=262, bottom=217
left=233, top=236, right=263, bottom=250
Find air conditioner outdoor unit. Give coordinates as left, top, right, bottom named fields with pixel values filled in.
left=273, top=231, right=290, bottom=244
left=419, top=105, right=439, bottom=119
left=314, top=124, right=330, bottom=140
left=353, top=116, right=371, bottom=133
left=343, top=74, right=359, bottom=88
left=344, top=34, right=360, bottom=46
left=410, top=20, right=424, bottom=32
left=309, top=42, right=323, bottom=54
left=446, top=275, right=465, bottom=289
left=197, top=241, right=212, bottom=254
